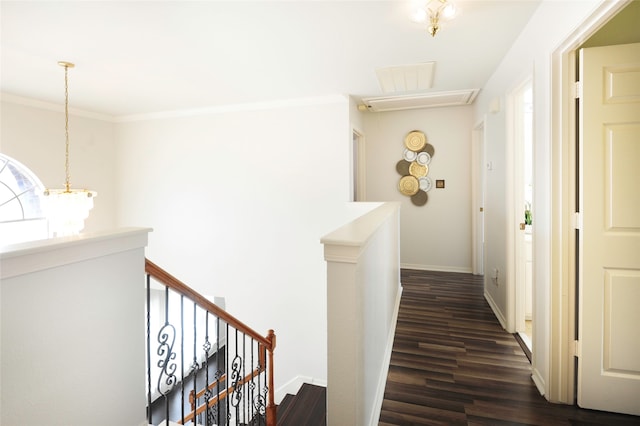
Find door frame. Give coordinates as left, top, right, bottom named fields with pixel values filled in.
left=549, top=0, right=632, bottom=404
left=471, top=118, right=486, bottom=276
left=507, top=77, right=533, bottom=335
left=351, top=128, right=366, bottom=202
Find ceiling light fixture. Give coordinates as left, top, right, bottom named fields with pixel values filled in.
left=412, top=0, right=458, bottom=37
left=43, top=61, right=97, bottom=237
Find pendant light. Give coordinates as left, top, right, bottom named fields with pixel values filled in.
left=43, top=61, right=97, bottom=237
left=411, top=0, right=458, bottom=37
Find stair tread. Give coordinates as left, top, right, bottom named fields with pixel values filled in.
left=276, top=393, right=295, bottom=419
left=277, top=384, right=326, bottom=426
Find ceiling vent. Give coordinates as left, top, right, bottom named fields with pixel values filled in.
left=375, top=62, right=435, bottom=93
left=361, top=88, right=480, bottom=112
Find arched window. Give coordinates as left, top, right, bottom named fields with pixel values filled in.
left=0, top=153, right=48, bottom=245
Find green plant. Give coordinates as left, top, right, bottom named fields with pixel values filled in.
left=524, top=202, right=532, bottom=225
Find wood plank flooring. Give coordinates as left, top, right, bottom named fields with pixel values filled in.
left=379, top=269, right=640, bottom=426
left=277, top=383, right=326, bottom=426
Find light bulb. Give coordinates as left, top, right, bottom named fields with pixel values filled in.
left=442, top=3, right=456, bottom=19
left=411, top=8, right=427, bottom=23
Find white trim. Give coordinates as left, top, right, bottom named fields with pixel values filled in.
left=368, top=285, right=403, bottom=426
left=351, top=127, right=367, bottom=202
left=322, top=202, right=400, bottom=264
left=531, top=366, right=546, bottom=397
left=314, top=284, right=402, bottom=425
left=0, top=92, right=349, bottom=123
left=0, top=92, right=115, bottom=122
left=116, top=94, right=349, bottom=122
left=400, top=263, right=472, bottom=274
left=275, top=375, right=327, bottom=405
left=507, top=76, right=534, bottom=336
left=471, top=118, right=486, bottom=276
left=548, top=0, right=632, bottom=405
left=0, top=227, right=152, bottom=279
left=484, top=289, right=507, bottom=330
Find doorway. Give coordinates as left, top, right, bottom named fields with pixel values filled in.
left=471, top=120, right=486, bottom=276
left=576, top=41, right=640, bottom=416
left=512, top=79, right=534, bottom=350
left=351, top=129, right=365, bottom=202
left=550, top=0, right=638, bottom=409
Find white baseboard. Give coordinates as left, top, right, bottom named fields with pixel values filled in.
left=484, top=289, right=507, bottom=330
left=275, top=375, right=327, bottom=405
left=531, top=366, right=546, bottom=397
left=273, top=284, right=403, bottom=423
left=400, top=263, right=472, bottom=274
left=369, top=284, right=403, bottom=426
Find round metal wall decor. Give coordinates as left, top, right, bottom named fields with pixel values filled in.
left=397, top=130, right=435, bottom=206
left=399, top=175, right=420, bottom=196
left=411, top=190, right=428, bottom=206
left=404, top=130, right=427, bottom=151
left=396, top=160, right=411, bottom=176
left=417, top=152, right=431, bottom=166
left=409, top=162, right=428, bottom=178
left=422, top=143, right=435, bottom=157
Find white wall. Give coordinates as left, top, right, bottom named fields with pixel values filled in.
left=1, top=93, right=376, bottom=399
left=1, top=228, right=149, bottom=426
left=472, top=0, right=605, bottom=398
left=323, top=202, right=401, bottom=426
left=114, top=96, right=354, bottom=394
left=363, top=106, right=474, bottom=272
left=0, top=98, right=117, bottom=234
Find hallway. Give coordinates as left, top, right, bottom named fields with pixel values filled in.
left=379, top=269, right=640, bottom=425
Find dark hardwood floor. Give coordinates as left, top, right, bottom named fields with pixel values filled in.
left=379, top=269, right=640, bottom=426
left=277, top=383, right=326, bottom=426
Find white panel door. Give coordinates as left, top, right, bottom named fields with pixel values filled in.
left=578, top=42, right=640, bottom=415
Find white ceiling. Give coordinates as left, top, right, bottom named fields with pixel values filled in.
left=0, top=1, right=541, bottom=117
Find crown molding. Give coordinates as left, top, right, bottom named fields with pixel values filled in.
left=1, top=92, right=116, bottom=122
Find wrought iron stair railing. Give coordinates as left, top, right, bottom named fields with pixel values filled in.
left=145, top=259, right=276, bottom=426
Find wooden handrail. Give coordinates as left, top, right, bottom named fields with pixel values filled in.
left=180, top=365, right=266, bottom=424
left=146, top=258, right=276, bottom=426
left=191, top=373, right=228, bottom=404
left=145, top=258, right=272, bottom=348
left=266, top=329, right=276, bottom=425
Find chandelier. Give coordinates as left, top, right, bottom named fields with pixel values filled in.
left=412, top=0, right=458, bottom=37
left=43, top=61, right=97, bottom=237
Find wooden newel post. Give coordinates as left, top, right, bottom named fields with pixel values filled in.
left=266, top=329, right=277, bottom=426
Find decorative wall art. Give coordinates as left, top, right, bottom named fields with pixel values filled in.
left=396, top=130, right=435, bottom=206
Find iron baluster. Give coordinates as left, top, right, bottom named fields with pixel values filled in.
left=192, top=301, right=198, bottom=424
left=250, top=338, right=256, bottom=424
left=180, top=294, right=185, bottom=424
left=230, top=329, right=243, bottom=426
left=243, top=333, right=247, bottom=424
left=216, top=316, right=222, bottom=424
left=146, top=274, right=152, bottom=425
left=204, top=312, right=210, bottom=426
left=144, top=260, right=277, bottom=426
left=157, top=286, right=178, bottom=425
left=226, top=322, right=231, bottom=426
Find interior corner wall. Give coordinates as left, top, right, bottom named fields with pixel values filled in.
left=472, top=0, right=605, bottom=398
left=114, top=97, right=353, bottom=393
left=481, top=106, right=509, bottom=327
left=362, top=106, right=473, bottom=273
left=349, top=96, right=365, bottom=135
left=0, top=99, right=117, bottom=233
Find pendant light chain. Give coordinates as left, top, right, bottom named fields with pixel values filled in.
left=63, top=63, right=71, bottom=192
left=43, top=60, right=97, bottom=237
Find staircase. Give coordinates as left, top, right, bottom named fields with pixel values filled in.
left=146, top=259, right=276, bottom=426
left=146, top=259, right=327, bottom=426
left=276, top=384, right=326, bottom=426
